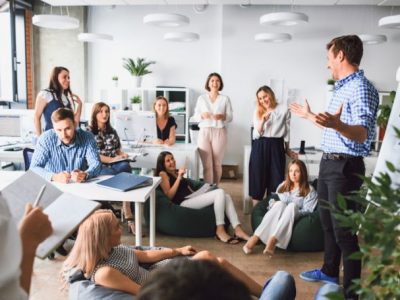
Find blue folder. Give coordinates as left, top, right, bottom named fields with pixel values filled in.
left=96, top=172, right=153, bottom=192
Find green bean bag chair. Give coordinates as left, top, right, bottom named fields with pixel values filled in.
left=251, top=196, right=324, bottom=252
left=144, top=179, right=219, bottom=237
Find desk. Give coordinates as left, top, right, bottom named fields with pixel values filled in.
left=123, top=143, right=200, bottom=179
left=0, top=137, right=31, bottom=166
left=243, top=145, right=378, bottom=214
left=0, top=171, right=161, bottom=247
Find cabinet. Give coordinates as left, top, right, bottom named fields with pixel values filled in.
left=99, top=87, right=191, bottom=143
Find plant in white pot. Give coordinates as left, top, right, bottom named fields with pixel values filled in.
left=130, top=95, right=141, bottom=111
left=112, top=76, right=118, bottom=87
left=123, top=57, right=155, bottom=88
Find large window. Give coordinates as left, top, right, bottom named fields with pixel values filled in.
left=0, top=9, right=27, bottom=108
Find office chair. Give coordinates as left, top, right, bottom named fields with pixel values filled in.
left=22, top=147, right=34, bottom=171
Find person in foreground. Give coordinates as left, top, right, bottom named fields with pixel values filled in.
left=156, top=151, right=250, bottom=244
left=61, top=210, right=262, bottom=297
left=34, top=66, right=82, bottom=137
left=243, top=159, right=318, bottom=256
left=30, top=108, right=102, bottom=183
left=249, top=85, right=297, bottom=208
left=153, top=96, right=177, bottom=145
left=0, top=199, right=52, bottom=299
left=290, top=35, right=379, bottom=299
left=137, top=258, right=296, bottom=300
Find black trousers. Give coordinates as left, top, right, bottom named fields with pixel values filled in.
left=318, top=157, right=365, bottom=300
left=249, top=137, right=285, bottom=200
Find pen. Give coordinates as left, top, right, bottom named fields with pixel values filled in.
left=33, top=184, right=46, bottom=208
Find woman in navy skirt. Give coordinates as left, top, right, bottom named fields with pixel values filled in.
left=249, top=86, right=297, bottom=208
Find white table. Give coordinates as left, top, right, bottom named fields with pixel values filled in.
left=0, top=171, right=161, bottom=247
left=123, top=142, right=200, bottom=179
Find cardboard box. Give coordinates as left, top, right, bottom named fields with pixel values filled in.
left=222, top=164, right=238, bottom=179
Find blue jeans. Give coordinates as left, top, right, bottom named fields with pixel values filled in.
left=314, top=283, right=343, bottom=300
left=259, top=271, right=296, bottom=300
left=100, top=161, right=132, bottom=175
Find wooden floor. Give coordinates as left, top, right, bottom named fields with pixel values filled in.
left=30, top=179, right=325, bottom=300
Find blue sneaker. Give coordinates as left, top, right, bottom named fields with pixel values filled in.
left=299, top=269, right=339, bottom=284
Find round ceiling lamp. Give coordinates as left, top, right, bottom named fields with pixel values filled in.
left=378, top=14, right=400, bottom=29
left=260, top=12, right=308, bottom=26
left=358, top=34, right=387, bottom=45
left=32, top=14, right=79, bottom=30
left=255, top=33, right=292, bottom=43
left=143, top=13, right=189, bottom=27
left=164, top=32, right=199, bottom=42
left=78, top=33, right=113, bottom=42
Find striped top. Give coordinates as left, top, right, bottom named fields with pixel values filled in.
left=269, top=183, right=318, bottom=217
left=30, top=129, right=101, bottom=181
left=321, top=70, right=379, bottom=156
left=91, top=245, right=150, bottom=285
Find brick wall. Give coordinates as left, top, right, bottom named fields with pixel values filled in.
left=25, top=10, right=33, bottom=109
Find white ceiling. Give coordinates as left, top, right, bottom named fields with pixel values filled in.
left=41, top=0, right=400, bottom=6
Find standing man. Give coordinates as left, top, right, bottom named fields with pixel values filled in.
left=290, top=35, right=379, bottom=299
left=31, top=108, right=101, bottom=183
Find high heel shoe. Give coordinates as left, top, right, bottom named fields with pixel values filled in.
left=262, top=248, right=274, bottom=258
left=242, top=245, right=253, bottom=255
left=126, top=218, right=136, bottom=236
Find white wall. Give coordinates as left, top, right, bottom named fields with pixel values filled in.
left=87, top=5, right=400, bottom=171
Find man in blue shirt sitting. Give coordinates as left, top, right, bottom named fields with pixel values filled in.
left=290, top=35, right=379, bottom=300
left=31, top=107, right=101, bottom=183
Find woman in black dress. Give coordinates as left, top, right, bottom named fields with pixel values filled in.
left=153, top=96, right=177, bottom=145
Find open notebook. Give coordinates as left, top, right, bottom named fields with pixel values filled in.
left=0, top=171, right=100, bottom=259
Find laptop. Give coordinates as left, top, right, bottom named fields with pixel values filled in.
left=96, top=172, right=153, bottom=192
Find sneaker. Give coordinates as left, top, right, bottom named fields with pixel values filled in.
left=299, top=269, right=339, bottom=284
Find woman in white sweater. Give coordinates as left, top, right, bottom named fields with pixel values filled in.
left=243, top=159, right=318, bottom=256
left=194, top=73, right=232, bottom=184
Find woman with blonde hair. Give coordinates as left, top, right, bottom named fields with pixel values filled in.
left=61, top=210, right=262, bottom=297
left=249, top=85, right=297, bottom=208
left=153, top=96, right=177, bottom=145
left=243, top=159, right=317, bottom=256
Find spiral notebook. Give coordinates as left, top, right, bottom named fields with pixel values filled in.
left=96, top=172, right=153, bottom=192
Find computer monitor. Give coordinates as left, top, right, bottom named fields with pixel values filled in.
left=113, top=110, right=157, bottom=142
left=0, top=115, right=21, bottom=137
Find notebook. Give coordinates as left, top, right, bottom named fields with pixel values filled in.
left=96, top=172, right=153, bottom=192
left=184, top=183, right=216, bottom=199
left=0, top=171, right=101, bottom=259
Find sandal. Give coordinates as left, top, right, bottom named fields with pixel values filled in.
left=126, top=218, right=145, bottom=237
left=215, top=235, right=240, bottom=245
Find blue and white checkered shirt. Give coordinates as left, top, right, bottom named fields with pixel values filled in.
left=321, top=70, right=379, bottom=157
left=30, top=129, right=102, bottom=181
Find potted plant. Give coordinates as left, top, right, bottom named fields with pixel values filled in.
left=377, top=90, right=395, bottom=141
left=123, top=57, right=155, bottom=88
left=130, top=95, right=141, bottom=111
left=112, top=76, right=118, bottom=87
left=326, top=78, right=335, bottom=91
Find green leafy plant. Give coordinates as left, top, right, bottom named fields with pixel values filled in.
left=377, top=91, right=396, bottom=128
left=328, top=127, right=400, bottom=300
left=327, top=79, right=336, bottom=85
left=130, top=96, right=141, bottom=104
left=112, top=76, right=118, bottom=81
left=123, top=57, right=155, bottom=77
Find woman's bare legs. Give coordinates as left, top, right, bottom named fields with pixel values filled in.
left=243, top=235, right=260, bottom=254
left=193, top=250, right=262, bottom=297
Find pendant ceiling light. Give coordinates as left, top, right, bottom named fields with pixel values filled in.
left=255, top=33, right=291, bottom=43
left=33, top=14, right=79, bottom=29
left=164, top=32, right=199, bottom=42
left=78, top=33, right=113, bottom=43
left=143, top=13, right=189, bottom=27
left=358, top=34, right=387, bottom=45
left=379, top=14, right=400, bottom=29
left=260, top=12, right=308, bottom=26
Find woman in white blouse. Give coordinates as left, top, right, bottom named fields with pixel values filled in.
left=243, top=159, right=318, bottom=256
left=34, top=66, right=82, bottom=137
left=194, top=73, right=232, bottom=184
left=249, top=85, right=297, bottom=207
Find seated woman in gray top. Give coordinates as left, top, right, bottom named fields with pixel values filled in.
left=243, top=159, right=317, bottom=256
left=61, top=209, right=263, bottom=297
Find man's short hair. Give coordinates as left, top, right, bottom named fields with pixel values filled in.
left=51, top=108, right=74, bottom=123
left=137, top=259, right=251, bottom=300
left=326, top=35, right=363, bottom=66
